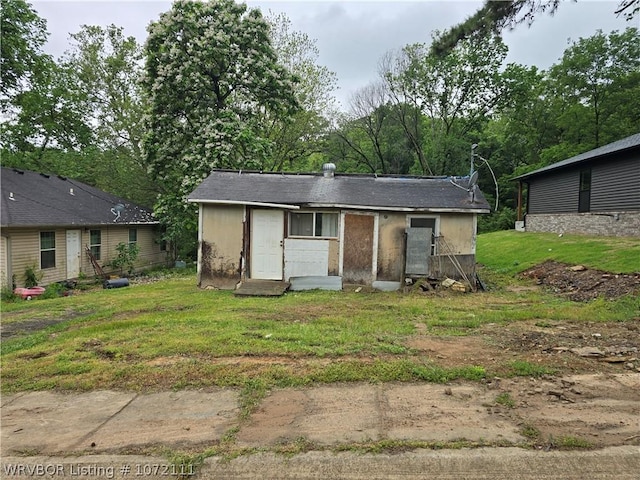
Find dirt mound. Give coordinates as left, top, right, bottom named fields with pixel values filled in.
left=521, top=260, right=640, bottom=302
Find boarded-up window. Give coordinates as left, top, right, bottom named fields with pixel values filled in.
left=40, top=231, right=56, bottom=269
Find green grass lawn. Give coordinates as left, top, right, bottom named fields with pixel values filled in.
left=477, top=231, right=640, bottom=275
left=1, top=232, right=638, bottom=393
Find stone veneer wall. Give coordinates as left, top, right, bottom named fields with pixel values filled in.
left=525, top=211, right=640, bottom=237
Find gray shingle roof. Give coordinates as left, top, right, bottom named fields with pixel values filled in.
left=514, top=133, right=640, bottom=181
left=188, top=170, right=491, bottom=213
left=1, top=168, right=157, bottom=227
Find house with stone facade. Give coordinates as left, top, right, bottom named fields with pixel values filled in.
left=514, top=133, right=640, bottom=237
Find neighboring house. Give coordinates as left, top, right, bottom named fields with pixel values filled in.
left=514, top=133, right=640, bottom=237
left=1, top=167, right=169, bottom=288
left=187, top=165, right=490, bottom=290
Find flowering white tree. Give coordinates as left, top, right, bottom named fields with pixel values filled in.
left=141, top=0, right=299, bottom=253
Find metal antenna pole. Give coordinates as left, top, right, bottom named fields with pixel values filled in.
left=470, top=144, right=478, bottom=176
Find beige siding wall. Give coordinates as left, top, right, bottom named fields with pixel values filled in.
left=2, top=226, right=167, bottom=287
left=377, top=213, right=406, bottom=281
left=374, top=212, right=477, bottom=282
left=199, top=204, right=245, bottom=287
left=1, top=235, right=10, bottom=287
left=327, top=239, right=340, bottom=275
left=439, top=214, right=476, bottom=254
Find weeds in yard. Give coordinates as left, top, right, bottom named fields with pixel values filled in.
left=508, top=360, right=556, bottom=377
left=520, top=424, right=541, bottom=440
left=495, top=392, right=515, bottom=408
left=549, top=435, right=594, bottom=450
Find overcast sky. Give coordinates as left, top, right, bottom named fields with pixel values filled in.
left=32, top=0, right=635, bottom=109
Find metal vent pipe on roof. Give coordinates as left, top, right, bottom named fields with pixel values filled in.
left=322, top=163, right=336, bottom=178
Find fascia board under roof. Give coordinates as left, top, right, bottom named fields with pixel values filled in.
left=513, top=134, right=640, bottom=182
left=1, top=220, right=159, bottom=228
left=189, top=200, right=488, bottom=214
left=307, top=203, right=490, bottom=213
left=188, top=199, right=301, bottom=210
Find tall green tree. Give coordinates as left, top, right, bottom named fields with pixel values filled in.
left=331, top=82, right=414, bottom=174
left=1, top=0, right=93, bottom=165
left=393, top=33, right=509, bottom=175
left=545, top=27, right=640, bottom=157
left=0, top=0, right=48, bottom=101
left=59, top=24, right=155, bottom=206
left=260, top=12, right=338, bottom=171
left=142, top=0, right=299, bottom=253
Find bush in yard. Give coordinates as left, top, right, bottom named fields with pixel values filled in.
left=110, top=242, right=140, bottom=275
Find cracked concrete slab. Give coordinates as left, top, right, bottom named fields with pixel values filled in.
left=1, top=391, right=135, bottom=455
left=236, top=385, right=380, bottom=446
left=1, top=390, right=240, bottom=455
left=80, top=390, right=239, bottom=451
left=237, top=383, right=525, bottom=447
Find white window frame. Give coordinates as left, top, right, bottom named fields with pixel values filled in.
left=89, top=229, right=102, bottom=261
left=40, top=231, right=56, bottom=269
left=288, top=211, right=339, bottom=239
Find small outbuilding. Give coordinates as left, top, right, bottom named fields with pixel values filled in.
left=188, top=165, right=490, bottom=290
left=1, top=167, right=169, bottom=288
left=514, top=133, right=640, bottom=237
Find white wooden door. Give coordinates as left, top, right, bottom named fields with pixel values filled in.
left=251, top=210, right=284, bottom=280
left=66, top=229, right=82, bottom=278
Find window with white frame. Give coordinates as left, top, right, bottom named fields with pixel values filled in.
left=289, top=212, right=339, bottom=238
left=129, top=228, right=138, bottom=245
left=40, top=231, right=56, bottom=269
left=90, top=229, right=102, bottom=260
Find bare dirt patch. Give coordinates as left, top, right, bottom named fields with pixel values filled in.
left=521, top=260, right=640, bottom=301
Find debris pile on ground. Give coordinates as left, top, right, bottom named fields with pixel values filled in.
left=521, top=260, right=640, bottom=301
left=441, top=278, right=469, bottom=292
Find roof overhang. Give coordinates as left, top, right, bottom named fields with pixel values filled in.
left=307, top=203, right=489, bottom=213
left=188, top=199, right=301, bottom=210
left=189, top=199, right=488, bottom=214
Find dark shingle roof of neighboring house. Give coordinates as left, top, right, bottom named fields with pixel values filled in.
left=514, top=133, right=640, bottom=181
left=1, top=167, right=157, bottom=227
left=188, top=170, right=491, bottom=213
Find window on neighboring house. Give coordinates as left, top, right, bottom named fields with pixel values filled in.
left=289, top=212, right=339, bottom=238
left=90, top=229, right=102, bottom=260
left=40, top=231, right=56, bottom=269
left=129, top=228, right=138, bottom=245
left=579, top=169, right=591, bottom=213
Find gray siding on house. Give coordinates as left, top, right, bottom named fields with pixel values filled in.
left=591, top=156, right=640, bottom=211
left=527, top=170, right=579, bottom=214
left=527, top=155, right=640, bottom=214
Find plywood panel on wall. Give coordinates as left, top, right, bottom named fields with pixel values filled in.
left=342, top=213, right=374, bottom=284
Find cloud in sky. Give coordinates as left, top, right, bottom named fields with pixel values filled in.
left=32, top=0, right=633, bottom=108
